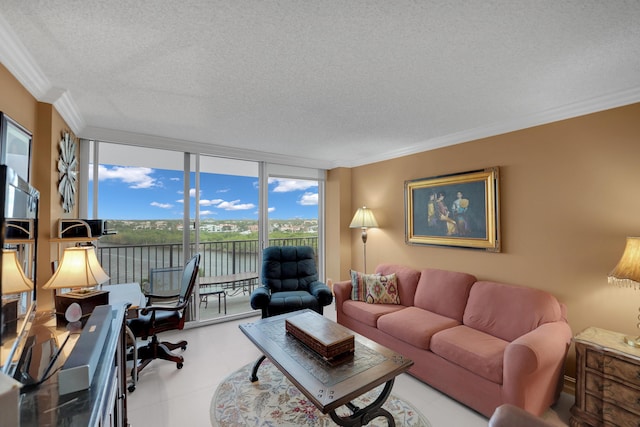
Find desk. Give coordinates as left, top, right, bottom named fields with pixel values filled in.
left=19, top=305, right=128, bottom=426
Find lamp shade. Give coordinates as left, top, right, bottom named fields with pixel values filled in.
left=349, top=206, right=378, bottom=229
left=43, top=246, right=110, bottom=290
left=608, top=237, right=640, bottom=289
left=1, top=249, right=33, bottom=294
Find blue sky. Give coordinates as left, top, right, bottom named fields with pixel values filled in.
left=89, top=164, right=318, bottom=220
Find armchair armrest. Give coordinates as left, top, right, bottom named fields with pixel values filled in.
left=250, top=286, right=271, bottom=310
left=309, top=281, right=333, bottom=306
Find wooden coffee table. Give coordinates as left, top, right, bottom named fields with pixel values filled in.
left=239, top=309, right=413, bottom=426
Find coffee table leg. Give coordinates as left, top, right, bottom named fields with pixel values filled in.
left=329, top=379, right=396, bottom=427
left=250, top=355, right=266, bottom=382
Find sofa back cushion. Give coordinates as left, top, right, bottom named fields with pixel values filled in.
left=413, top=268, right=477, bottom=321
left=463, top=281, right=564, bottom=342
left=374, top=264, right=420, bottom=306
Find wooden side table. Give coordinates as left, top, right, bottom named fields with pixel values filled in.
left=570, top=327, right=640, bottom=427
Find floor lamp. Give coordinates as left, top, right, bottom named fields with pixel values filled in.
left=349, top=206, right=378, bottom=273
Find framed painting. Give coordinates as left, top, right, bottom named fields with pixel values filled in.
left=405, top=167, right=500, bottom=251
left=0, top=112, right=32, bottom=182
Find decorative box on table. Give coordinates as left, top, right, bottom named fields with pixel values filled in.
left=285, top=310, right=354, bottom=363
left=54, top=290, right=109, bottom=325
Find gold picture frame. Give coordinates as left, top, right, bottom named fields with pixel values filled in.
left=405, top=167, right=500, bottom=251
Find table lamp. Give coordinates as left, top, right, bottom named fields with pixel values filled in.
left=349, top=206, right=378, bottom=273
left=43, top=246, right=110, bottom=325
left=608, top=236, right=640, bottom=347
left=1, top=249, right=33, bottom=337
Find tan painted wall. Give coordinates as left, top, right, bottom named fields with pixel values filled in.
left=328, top=103, right=640, bottom=378
left=1, top=63, right=77, bottom=310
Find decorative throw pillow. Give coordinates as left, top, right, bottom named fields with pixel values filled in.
left=365, top=273, right=400, bottom=304
left=350, top=270, right=378, bottom=301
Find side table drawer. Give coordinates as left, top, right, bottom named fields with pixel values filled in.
left=587, top=349, right=640, bottom=388
left=586, top=394, right=640, bottom=427
left=586, top=373, right=640, bottom=417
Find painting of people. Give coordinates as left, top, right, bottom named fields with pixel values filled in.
left=405, top=167, right=500, bottom=251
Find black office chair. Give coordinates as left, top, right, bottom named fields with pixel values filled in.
left=127, top=254, right=200, bottom=382
left=250, top=246, right=333, bottom=318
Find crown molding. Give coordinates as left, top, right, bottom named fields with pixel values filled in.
left=80, top=126, right=334, bottom=171
left=0, top=14, right=84, bottom=134
left=336, top=86, right=640, bottom=168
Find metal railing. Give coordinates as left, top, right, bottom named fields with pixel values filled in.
left=97, top=237, right=318, bottom=287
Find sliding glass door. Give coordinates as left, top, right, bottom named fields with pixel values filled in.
left=195, top=155, right=259, bottom=322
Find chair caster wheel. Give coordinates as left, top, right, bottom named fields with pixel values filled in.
left=177, top=362, right=183, bottom=369
left=128, top=385, right=136, bottom=393
left=181, top=345, right=187, bottom=350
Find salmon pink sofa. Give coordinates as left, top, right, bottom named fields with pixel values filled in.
left=333, top=264, right=572, bottom=417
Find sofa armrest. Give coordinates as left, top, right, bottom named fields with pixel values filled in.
left=332, top=280, right=353, bottom=307
left=503, top=321, right=572, bottom=414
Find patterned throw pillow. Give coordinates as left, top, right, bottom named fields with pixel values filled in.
left=350, top=269, right=374, bottom=301
left=365, top=273, right=400, bottom=304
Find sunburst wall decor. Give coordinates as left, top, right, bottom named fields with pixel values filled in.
left=58, top=132, right=77, bottom=213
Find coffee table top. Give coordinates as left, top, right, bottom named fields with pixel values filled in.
left=239, top=309, right=413, bottom=413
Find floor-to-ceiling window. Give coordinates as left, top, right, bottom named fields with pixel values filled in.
left=81, top=140, right=325, bottom=325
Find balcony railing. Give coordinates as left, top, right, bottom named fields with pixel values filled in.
left=97, top=237, right=318, bottom=287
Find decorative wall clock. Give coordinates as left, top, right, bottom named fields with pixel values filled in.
left=58, top=132, right=77, bottom=213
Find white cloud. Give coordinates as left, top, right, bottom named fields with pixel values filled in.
left=200, top=198, right=225, bottom=206
left=268, top=207, right=276, bottom=213
left=270, top=178, right=317, bottom=193
left=217, top=200, right=256, bottom=211
left=92, top=165, right=158, bottom=189
left=151, top=201, right=173, bottom=209
left=298, top=192, right=318, bottom=206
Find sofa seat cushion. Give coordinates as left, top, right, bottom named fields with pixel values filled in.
left=377, top=307, right=460, bottom=350
left=341, top=300, right=404, bottom=327
left=430, top=325, right=508, bottom=384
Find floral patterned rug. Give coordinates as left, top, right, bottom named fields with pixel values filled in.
left=210, top=359, right=431, bottom=426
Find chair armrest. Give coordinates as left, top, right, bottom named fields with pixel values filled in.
left=250, top=286, right=271, bottom=310
left=140, top=304, right=183, bottom=316
left=489, top=404, right=554, bottom=427
left=309, top=281, right=333, bottom=306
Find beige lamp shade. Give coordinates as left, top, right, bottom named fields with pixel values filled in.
left=43, top=246, right=110, bottom=290
left=349, top=206, right=378, bottom=229
left=1, top=249, right=33, bottom=294
left=608, top=237, right=640, bottom=289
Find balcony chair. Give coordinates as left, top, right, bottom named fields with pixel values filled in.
left=126, top=253, right=200, bottom=385
left=250, top=246, right=333, bottom=318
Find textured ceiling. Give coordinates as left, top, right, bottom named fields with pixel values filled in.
left=1, top=1, right=640, bottom=169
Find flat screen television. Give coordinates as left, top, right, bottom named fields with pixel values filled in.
left=0, top=165, right=38, bottom=377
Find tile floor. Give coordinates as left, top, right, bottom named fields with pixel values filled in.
left=127, top=304, right=573, bottom=426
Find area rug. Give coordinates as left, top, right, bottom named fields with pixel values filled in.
left=210, top=359, right=431, bottom=426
